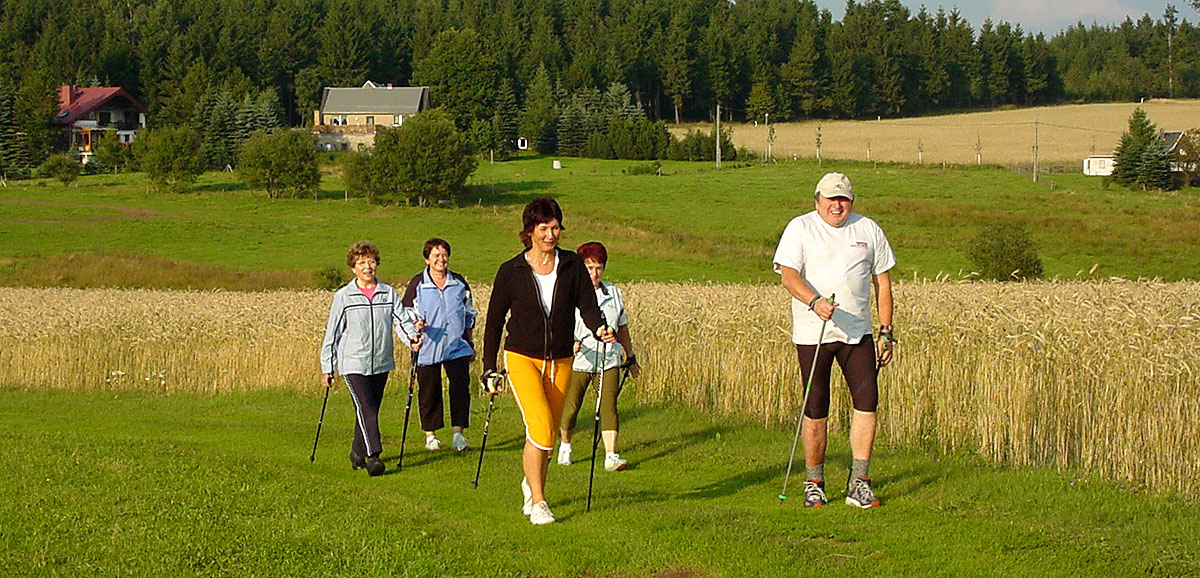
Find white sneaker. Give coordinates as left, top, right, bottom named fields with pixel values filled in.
left=528, top=501, right=555, bottom=525
left=452, top=432, right=469, bottom=452
left=521, top=477, right=533, bottom=515
left=425, top=436, right=441, bottom=451
left=557, top=443, right=572, bottom=465
left=604, top=453, right=628, bottom=471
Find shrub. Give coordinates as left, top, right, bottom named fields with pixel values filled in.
left=344, top=110, right=476, bottom=206
left=135, top=126, right=204, bottom=193
left=968, top=223, right=1044, bottom=281
left=667, top=129, right=736, bottom=162
left=238, top=129, right=321, bottom=199
left=623, top=161, right=662, bottom=176
left=39, top=153, right=81, bottom=184
left=313, top=265, right=349, bottom=290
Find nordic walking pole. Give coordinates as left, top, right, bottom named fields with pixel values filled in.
left=396, top=351, right=417, bottom=470
left=310, top=380, right=331, bottom=462
left=473, top=370, right=505, bottom=488
left=780, top=293, right=834, bottom=503
left=587, top=326, right=612, bottom=513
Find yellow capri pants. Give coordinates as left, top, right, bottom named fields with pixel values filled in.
left=506, top=351, right=574, bottom=450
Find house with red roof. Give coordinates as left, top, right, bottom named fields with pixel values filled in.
left=52, top=85, right=148, bottom=162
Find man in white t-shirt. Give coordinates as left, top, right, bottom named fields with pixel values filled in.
left=773, top=172, right=896, bottom=510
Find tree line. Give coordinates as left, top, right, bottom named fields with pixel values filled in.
left=3, top=0, right=1200, bottom=168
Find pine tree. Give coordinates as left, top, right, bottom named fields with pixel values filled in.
left=1137, top=137, right=1175, bottom=190
left=1112, top=108, right=1157, bottom=187
left=492, top=79, right=520, bottom=156
left=519, top=65, right=556, bottom=153
left=0, top=80, right=21, bottom=174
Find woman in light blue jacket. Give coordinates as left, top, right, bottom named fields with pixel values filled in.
left=320, top=241, right=416, bottom=477
left=400, top=238, right=477, bottom=452
left=557, top=242, right=641, bottom=472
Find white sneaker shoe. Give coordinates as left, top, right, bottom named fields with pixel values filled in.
left=557, top=443, right=572, bottom=465
left=424, top=436, right=441, bottom=451
left=452, top=432, right=469, bottom=452
left=521, top=477, right=533, bottom=515
left=528, top=501, right=555, bottom=525
left=604, top=453, right=628, bottom=471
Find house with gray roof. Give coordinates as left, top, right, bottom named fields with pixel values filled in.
left=312, top=81, right=430, bottom=150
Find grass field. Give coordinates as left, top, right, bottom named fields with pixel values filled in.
left=1, top=157, right=1198, bottom=288
left=1, top=388, right=1196, bottom=577
left=706, top=99, right=1200, bottom=166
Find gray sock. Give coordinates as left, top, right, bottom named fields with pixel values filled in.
left=851, top=459, right=870, bottom=480
left=806, top=463, right=825, bottom=482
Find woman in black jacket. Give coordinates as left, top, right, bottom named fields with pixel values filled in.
left=482, top=197, right=615, bottom=525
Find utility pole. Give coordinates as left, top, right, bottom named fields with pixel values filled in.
left=715, top=102, right=721, bottom=169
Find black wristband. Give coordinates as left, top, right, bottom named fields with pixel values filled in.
left=626, top=354, right=638, bottom=366
left=807, top=295, right=821, bottom=310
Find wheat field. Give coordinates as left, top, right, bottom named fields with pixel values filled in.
left=689, top=99, right=1200, bottom=166
left=1, top=281, right=1196, bottom=494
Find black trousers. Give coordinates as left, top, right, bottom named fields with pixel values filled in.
left=416, top=355, right=471, bottom=432
left=345, top=372, right=389, bottom=458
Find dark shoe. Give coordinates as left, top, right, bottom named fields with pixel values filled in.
left=349, top=450, right=366, bottom=470
left=365, top=456, right=386, bottom=476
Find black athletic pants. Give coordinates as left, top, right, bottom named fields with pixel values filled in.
left=345, top=372, right=389, bottom=458
left=416, top=355, right=471, bottom=432
left=795, top=339, right=878, bottom=419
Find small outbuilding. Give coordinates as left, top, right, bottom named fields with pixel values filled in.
left=1083, top=154, right=1115, bottom=176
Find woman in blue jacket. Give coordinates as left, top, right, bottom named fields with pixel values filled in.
left=401, top=238, right=478, bottom=453
left=320, top=241, right=414, bottom=477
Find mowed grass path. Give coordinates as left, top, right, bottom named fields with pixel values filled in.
left=1, top=157, right=1199, bottom=287
left=1, top=389, right=1195, bottom=577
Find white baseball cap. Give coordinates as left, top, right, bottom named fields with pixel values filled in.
left=815, top=172, right=854, bottom=201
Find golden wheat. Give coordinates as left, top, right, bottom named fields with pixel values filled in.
left=681, top=99, right=1200, bottom=165
left=0, top=281, right=1196, bottom=494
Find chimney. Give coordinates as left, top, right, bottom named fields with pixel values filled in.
left=387, top=83, right=393, bottom=90
left=60, top=85, right=76, bottom=106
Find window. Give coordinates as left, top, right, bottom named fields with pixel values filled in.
left=98, top=112, right=111, bottom=126
left=366, top=116, right=374, bottom=126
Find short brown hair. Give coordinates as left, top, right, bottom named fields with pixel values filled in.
left=519, top=197, right=565, bottom=247
left=347, top=241, right=381, bottom=267
left=423, top=238, right=451, bottom=259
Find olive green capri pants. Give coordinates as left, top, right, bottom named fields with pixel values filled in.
left=560, top=368, right=621, bottom=433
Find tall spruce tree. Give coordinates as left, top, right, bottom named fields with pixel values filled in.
left=0, top=80, right=22, bottom=173
left=1112, top=108, right=1158, bottom=187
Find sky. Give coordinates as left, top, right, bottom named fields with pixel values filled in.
left=809, top=0, right=1193, bottom=36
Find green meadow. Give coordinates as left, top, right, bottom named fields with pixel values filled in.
left=1, top=388, right=1196, bottom=577
left=1, top=156, right=1198, bottom=289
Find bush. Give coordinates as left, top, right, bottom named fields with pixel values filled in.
left=135, top=126, right=204, bottom=193
left=623, top=161, right=662, bottom=176
left=968, top=223, right=1044, bottom=281
left=39, top=153, right=81, bottom=184
left=238, top=129, right=321, bottom=199
left=344, top=110, right=476, bottom=206
left=92, top=129, right=134, bottom=173
left=313, top=265, right=349, bottom=290
left=667, top=129, right=736, bottom=162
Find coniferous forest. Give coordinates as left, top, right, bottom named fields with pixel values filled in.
left=1, top=0, right=1199, bottom=163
